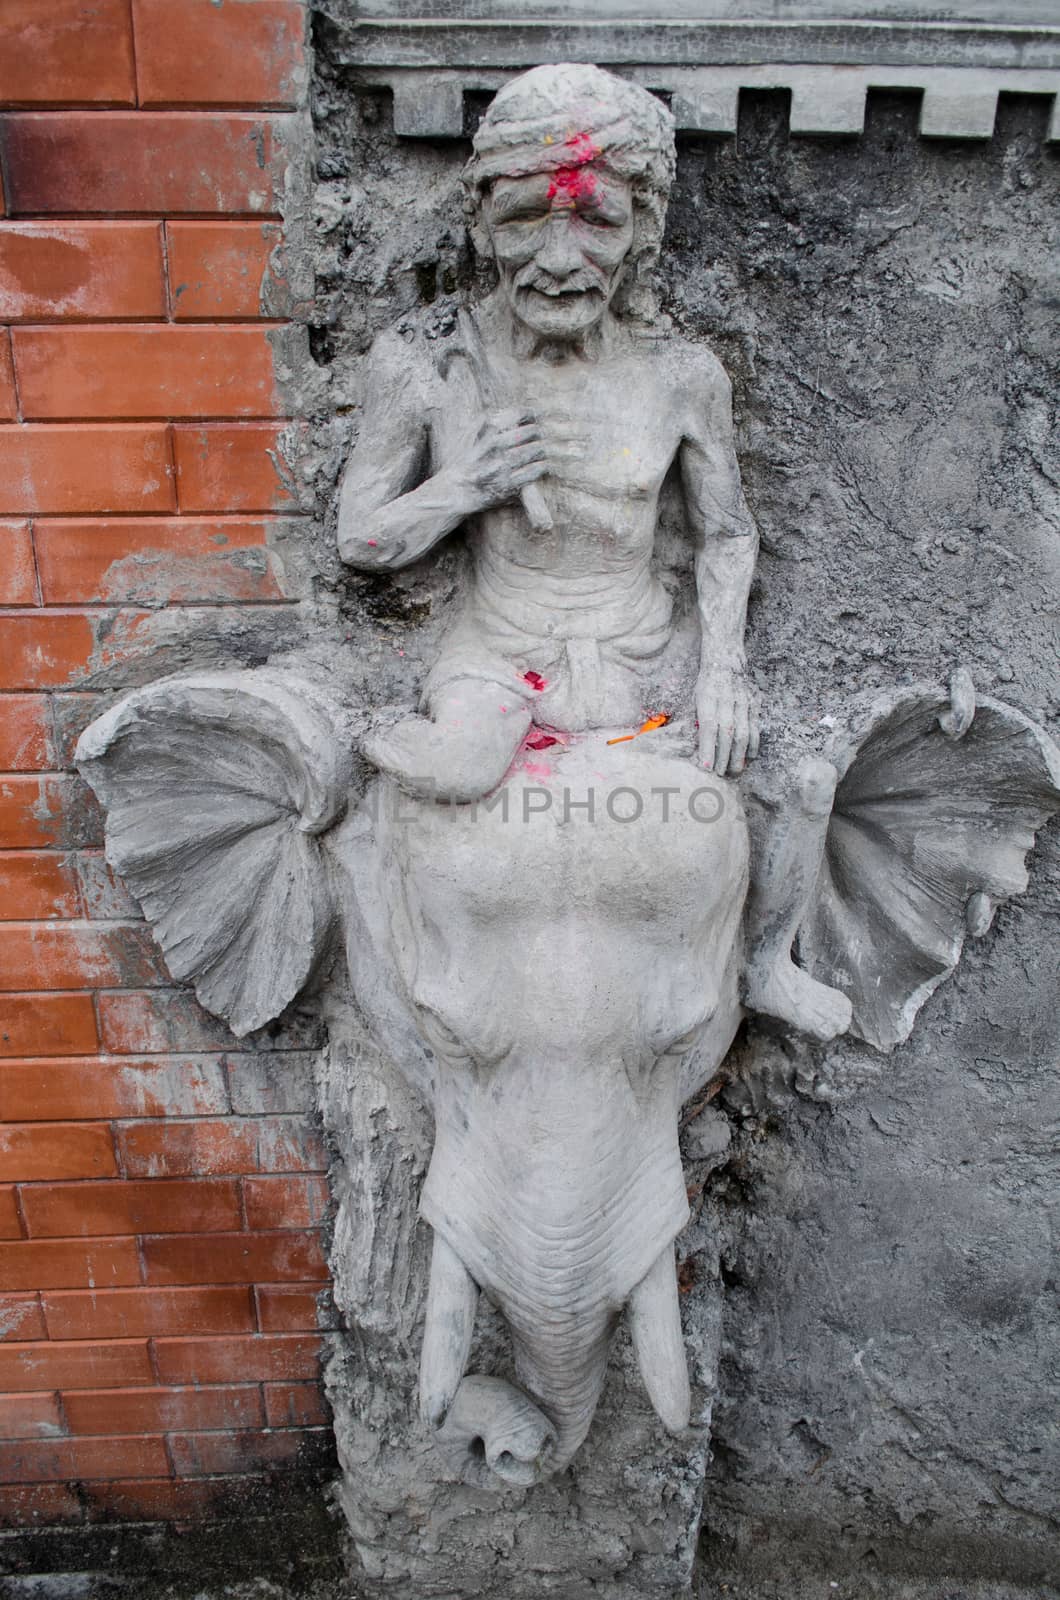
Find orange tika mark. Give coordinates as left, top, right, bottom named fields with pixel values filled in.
left=606, top=713, right=670, bottom=746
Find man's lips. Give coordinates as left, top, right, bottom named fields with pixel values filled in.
left=521, top=284, right=602, bottom=300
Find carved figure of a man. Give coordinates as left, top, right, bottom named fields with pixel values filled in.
left=338, top=63, right=758, bottom=792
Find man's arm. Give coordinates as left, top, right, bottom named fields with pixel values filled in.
left=679, top=354, right=760, bottom=775
left=337, top=330, right=546, bottom=573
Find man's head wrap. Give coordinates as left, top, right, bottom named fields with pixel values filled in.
left=463, top=63, right=676, bottom=322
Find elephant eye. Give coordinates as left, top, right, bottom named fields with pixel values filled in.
left=419, top=1008, right=470, bottom=1063
left=661, top=1025, right=701, bottom=1058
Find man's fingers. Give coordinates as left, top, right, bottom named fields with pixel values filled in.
left=729, top=700, right=750, bottom=775
left=698, top=698, right=720, bottom=769
left=497, top=425, right=543, bottom=449
left=509, top=443, right=547, bottom=468
left=512, top=461, right=548, bottom=487
left=492, top=408, right=537, bottom=429
left=748, top=703, right=761, bottom=761
left=713, top=719, right=734, bottom=778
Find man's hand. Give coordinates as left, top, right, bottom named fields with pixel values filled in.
left=450, top=409, right=548, bottom=514
left=696, top=663, right=759, bottom=775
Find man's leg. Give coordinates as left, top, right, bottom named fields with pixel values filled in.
left=363, top=678, right=532, bottom=804
left=742, top=757, right=853, bottom=1042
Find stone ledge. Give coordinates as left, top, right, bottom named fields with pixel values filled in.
left=347, top=62, right=1060, bottom=141
left=324, top=16, right=1060, bottom=72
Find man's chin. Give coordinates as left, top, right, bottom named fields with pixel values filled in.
left=513, top=289, right=606, bottom=341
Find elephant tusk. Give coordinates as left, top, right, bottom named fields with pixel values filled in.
left=420, top=1233, right=479, bottom=1429
left=628, top=1246, right=692, bottom=1433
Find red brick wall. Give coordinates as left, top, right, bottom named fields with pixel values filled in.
left=0, top=0, right=337, bottom=1531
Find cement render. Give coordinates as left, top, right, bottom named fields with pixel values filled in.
left=280, top=49, right=1060, bottom=1590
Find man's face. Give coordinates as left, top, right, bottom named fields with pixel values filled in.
left=482, top=166, right=635, bottom=341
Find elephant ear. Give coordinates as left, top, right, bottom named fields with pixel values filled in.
left=798, top=682, right=1060, bottom=1053
left=76, top=671, right=354, bottom=1038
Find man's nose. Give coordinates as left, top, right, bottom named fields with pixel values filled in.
left=535, top=215, right=583, bottom=277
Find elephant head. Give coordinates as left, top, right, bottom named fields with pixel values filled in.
left=76, top=668, right=1060, bottom=1487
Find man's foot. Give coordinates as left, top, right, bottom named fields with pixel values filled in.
left=744, top=955, right=852, bottom=1042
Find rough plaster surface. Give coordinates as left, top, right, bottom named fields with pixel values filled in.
left=286, top=47, right=1059, bottom=1590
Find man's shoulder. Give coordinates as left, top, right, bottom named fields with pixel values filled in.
left=365, top=301, right=466, bottom=380
left=648, top=330, right=731, bottom=394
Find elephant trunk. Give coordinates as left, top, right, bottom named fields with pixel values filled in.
left=435, top=1313, right=614, bottom=1485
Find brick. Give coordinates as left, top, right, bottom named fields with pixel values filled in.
left=0, top=1294, right=46, bottom=1341
left=22, top=1178, right=242, bottom=1239
left=0, top=1122, right=116, bottom=1181
left=115, top=1120, right=323, bottom=1184
left=0, top=1392, right=63, bottom=1441
left=0, top=1183, right=21, bottom=1237
left=0, top=611, right=96, bottom=689
left=153, top=1333, right=323, bottom=1385
left=255, top=1285, right=333, bottom=1333
left=134, top=0, right=305, bottom=109
left=0, top=330, right=15, bottom=420
left=0, top=223, right=166, bottom=322
left=167, top=1426, right=328, bottom=1477
left=0, top=1237, right=140, bottom=1292
left=1, top=113, right=288, bottom=216
left=0, top=695, right=54, bottom=770
left=143, top=1231, right=329, bottom=1287
left=0, top=520, right=34, bottom=605
left=256, top=1116, right=327, bottom=1173
left=0, top=1339, right=152, bottom=1393
left=35, top=517, right=283, bottom=605
left=74, top=851, right=141, bottom=920
left=0, top=0, right=136, bottom=106
left=65, top=1383, right=263, bottom=1437
left=0, top=424, right=174, bottom=515
left=80, top=1472, right=281, bottom=1523
left=79, top=1475, right=253, bottom=1522
left=99, top=989, right=324, bottom=1055
left=0, top=992, right=99, bottom=1057
left=263, top=1381, right=329, bottom=1429
left=0, top=1434, right=169, bottom=1483
left=0, top=775, right=102, bottom=848
left=49, top=692, right=103, bottom=769
left=244, top=1175, right=330, bottom=1231
left=0, top=1481, right=82, bottom=1526
left=173, top=423, right=296, bottom=512
left=226, top=1051, right=316, bottom=1115
left=0, top=852, right=80, bottom=919
left=99, top=990, right=239, bottom=1054
left=14, top=327, right=282, bottom=422
left=0, top=1055, right=229, bottom=1122
left=0, top=1482, right=73, bottom=1530
left=117, top=1119, right=259, bottom=1178
left=167, top=222, right=283, bottom=319
left=0, top=922, right=167, bottom=991
left=43, top=1285, right=254, bottom=1341
left=0, top=520, right=34, bottom=604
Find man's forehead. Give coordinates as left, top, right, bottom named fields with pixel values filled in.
left=488, top=168, right=633, bottom=211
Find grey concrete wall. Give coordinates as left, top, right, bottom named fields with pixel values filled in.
left=299, top=28, right=1059, bottom=1585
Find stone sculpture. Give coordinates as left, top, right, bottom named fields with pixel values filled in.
left=75, top=64, right=1060, bottom=1493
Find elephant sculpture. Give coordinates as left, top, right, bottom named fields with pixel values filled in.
left=76, top=665, right=1060, bottom=1487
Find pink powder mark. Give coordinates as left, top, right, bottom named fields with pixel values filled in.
left=523, top=670, right=548, bottom=691
left=525, top=727, right=559, bottom=751
left=546, top=132, right=601, bottom=205
left=367, top=539, right=378, bottom=546
left=522, top=761, right=554, bottom=781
